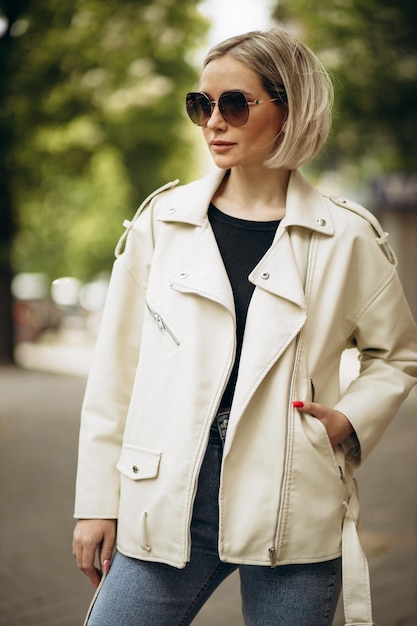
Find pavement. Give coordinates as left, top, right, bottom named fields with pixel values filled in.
left=0, top=330, right=416, bottom=625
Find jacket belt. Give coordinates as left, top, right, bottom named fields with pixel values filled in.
left=342, top=482, right=376, bottom=626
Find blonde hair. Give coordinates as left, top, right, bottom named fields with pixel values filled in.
left=204, top=28, right=334, bottom=169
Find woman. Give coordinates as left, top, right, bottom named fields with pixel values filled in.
left=73, top=29, right=417, bottom=625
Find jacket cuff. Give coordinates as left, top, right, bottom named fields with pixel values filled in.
left=341, top=431, right=361, bottom=466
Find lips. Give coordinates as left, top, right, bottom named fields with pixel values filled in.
left=210, top=140, right=236, bottom=153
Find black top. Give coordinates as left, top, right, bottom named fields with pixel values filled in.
left=208, top=204, right=280, bottom=409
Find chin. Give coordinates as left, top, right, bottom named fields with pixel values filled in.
left=209, top=153, right=242, bottom=169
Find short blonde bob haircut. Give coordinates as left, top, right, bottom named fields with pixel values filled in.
left=204, top=28, right=334, bottom=170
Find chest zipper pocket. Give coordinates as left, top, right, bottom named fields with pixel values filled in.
left=146, top=301, right=180, bottom=347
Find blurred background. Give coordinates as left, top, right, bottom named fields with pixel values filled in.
left=0, top=0, right=416, bottom=367
left=0, top=0, right=416, bottom=624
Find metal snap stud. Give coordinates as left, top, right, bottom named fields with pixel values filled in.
left=178, top=272, right=188, bottom=279
left=132, top=464, right=139, bottom=474
left=167, top=207, right=176, bottom=214
left=316, top=218, right=327, bottom=227
left=261, top=271, right=270, bottom=279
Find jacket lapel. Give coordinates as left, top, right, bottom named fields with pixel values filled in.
left=231, top=229, right=307, bottom=415
left=158, top=168, right=235, bottom=312
left=169, top=221, right=235, bottom=315
left=231, top=171, right=335, bottom=414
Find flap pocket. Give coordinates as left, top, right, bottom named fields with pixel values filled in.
left=117, top=445, right=161, bottom=480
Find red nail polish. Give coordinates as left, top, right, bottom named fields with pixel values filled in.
left=103, top=559, right=111, bottom=573
left=292, top=401, right=304, bottom=408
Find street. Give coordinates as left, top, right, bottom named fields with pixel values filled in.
left=0, top=364, right=416, bottom=625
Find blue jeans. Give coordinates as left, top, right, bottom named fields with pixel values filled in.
left=85, top=418, right=342, bottom=625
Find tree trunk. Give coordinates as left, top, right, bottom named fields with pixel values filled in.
left=0, top=262, right=14, bottom=363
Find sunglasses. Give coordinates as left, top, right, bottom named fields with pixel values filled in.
left=185, top=90, right=286, bottom=127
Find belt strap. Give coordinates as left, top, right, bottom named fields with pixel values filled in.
left=342, top=481, right=376, bottom=626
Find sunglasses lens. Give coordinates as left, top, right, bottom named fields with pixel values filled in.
left=218, top=91, right=249, bottom=126
left=185, top=93, right=212, bottom=126
left=185, top=91, right=250, bottom=127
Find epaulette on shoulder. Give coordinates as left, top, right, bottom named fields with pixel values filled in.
left=115, top=179, right=180, bottom=258
left=329, top=195, right=397, bottom=266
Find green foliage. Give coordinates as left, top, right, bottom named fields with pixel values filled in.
left=1, top=0, right=208, bottom=281
left=273, top=0, right=417, bottom=176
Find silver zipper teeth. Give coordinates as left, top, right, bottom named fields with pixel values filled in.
left=310, top=378, right=316, bottom=402
left=146, top=303, right=180, bottom=346
left=339, top=466, right=347, bottom=484
left=270, top=231, right=315, bottom=566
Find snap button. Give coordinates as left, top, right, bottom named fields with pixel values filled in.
left=178, top=272, right=188, bottom=279
left=261, top=271, right=270, bottom=279
left=316, top=218, right=327, bottom=227
left=132, top=464, right=139, bottom=474
left=167, top=207, right=176, bottom=214
left=335, top=196, right=347, bottom=204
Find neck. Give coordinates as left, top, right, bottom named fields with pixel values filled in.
left=213, top=166, right=291, bottom=221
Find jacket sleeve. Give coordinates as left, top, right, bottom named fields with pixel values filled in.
left=335, top=268, right=417, bottom=466
left=74, top=201, right=156, bottom=518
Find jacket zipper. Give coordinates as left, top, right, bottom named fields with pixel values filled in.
left=310, top=378, right=316, bottom=402
left=268, top=333, right=301, bottom=567
left=339, top=466, right=347, bottom=484
left=311, top=378, right=347, bottom=485
left=183, top=311, right=237, bottom=564
left=146, top=302, right=180, bottom=346
left=269, top=231, right=315, bottom=567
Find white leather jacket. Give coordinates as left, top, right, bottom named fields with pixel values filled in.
left=75, top=169, right=417, bottom=625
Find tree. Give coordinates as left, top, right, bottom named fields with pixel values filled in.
left=273, top=0, right=417, bottom=176
left=0, top=0, right=31, bottom=361
left=0, top=0, right=208, bottom=360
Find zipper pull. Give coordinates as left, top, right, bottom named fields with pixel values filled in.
left=268, top=547, right=277, bottom=568
left=154, top=313, right=164, bottom=331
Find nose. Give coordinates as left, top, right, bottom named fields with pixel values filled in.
left=206, top=102, right=226, bottom=129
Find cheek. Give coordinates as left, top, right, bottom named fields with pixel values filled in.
left=201, top=127, right=211, bottom=141
left=248, top=121, right=280, bottom=148
left=199, top=128, right=210, bottom=147
left=256, top=115, right=285, bottom=145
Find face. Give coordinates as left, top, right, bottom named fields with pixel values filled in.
left=198, top=55, right=287, bottom=170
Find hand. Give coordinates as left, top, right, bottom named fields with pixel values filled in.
left=293, top=400, right=354, bottom=448
left=72, top=519, right=117, bottom=588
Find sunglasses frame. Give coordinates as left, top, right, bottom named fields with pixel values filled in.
left=185, top=90, right=284, bottom=127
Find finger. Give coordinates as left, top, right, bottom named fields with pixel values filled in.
left=100, top=529, right=116, bottom=571
left=73, top=534, right=101, bottom=587
left=292, top=400, right=320, bottom=415
left=74, top=545, right=102, bottom=587
left=81, top=548, right=102, bottom=588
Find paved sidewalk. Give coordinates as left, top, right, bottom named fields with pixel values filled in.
left=0, top=363, right=416, bottom=625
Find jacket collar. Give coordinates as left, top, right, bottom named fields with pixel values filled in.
left=158, top=168, right=334, bottom=237
left=157, top=169, right=224, bottom=226
left=284, top=170, right=334, bottom=236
